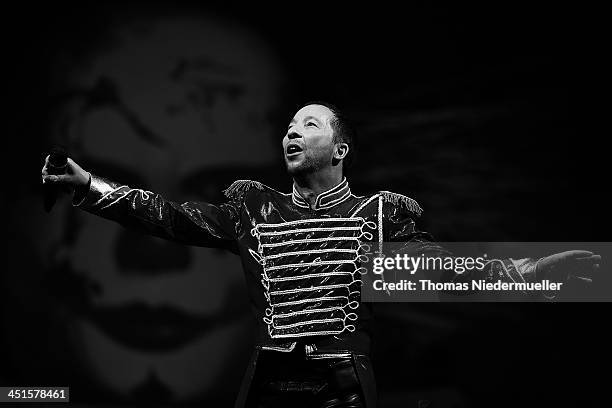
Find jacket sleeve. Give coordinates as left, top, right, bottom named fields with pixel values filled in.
left=383, top=193, right=540, bottom=291
left=72, top=173, right=241, bottom=253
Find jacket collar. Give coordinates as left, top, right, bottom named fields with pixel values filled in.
left=292, top=177, right=352, bottom=210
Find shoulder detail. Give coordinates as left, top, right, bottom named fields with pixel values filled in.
left=379, top=191, right=423, bottom=217
left=223, top=179, right=264, bottom=202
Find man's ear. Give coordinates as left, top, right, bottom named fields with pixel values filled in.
left=334, top=143, right=349, bottom=160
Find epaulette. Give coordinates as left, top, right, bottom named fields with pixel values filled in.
left=379, top=190, right=423, bottom=217
left=223, top=179, right=264, bottom=202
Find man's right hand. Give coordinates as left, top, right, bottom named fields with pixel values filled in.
left=41, top=156, right=90, bottom=194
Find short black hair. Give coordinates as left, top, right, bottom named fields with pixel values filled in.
left=298, top=100, right=357, bottom=173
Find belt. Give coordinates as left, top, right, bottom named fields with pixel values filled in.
left=250, top=351, right=364, bottom=407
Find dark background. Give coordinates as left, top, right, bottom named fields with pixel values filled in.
left=4, top=2, right=609, bottom=407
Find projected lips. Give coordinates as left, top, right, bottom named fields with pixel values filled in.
left=88, top=303, right=236, bottom=351
left=47, top=261, right=249, bottom=352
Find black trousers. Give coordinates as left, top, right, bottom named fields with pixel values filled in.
left=245, top=348, right=365, bottom=408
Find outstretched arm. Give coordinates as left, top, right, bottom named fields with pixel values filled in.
left=41, top=155, right=240, bottom=253
left=386, top=209, right=601, bottom=298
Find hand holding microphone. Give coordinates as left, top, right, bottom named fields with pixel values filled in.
left=41, top=147, right=90, bottom=211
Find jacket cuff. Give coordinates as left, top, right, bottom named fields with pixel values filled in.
left=508, top=257, right=538, bottom=283
left=72, top=173, right=121, bottom=208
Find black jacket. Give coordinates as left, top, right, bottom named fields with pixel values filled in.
left=75, top=174, right=538, bottom=407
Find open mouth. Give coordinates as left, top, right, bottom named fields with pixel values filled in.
left=286, top=144, right=303, bottom=157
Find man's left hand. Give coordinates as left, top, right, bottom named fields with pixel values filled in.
left=537, top=250, right=601, bottom=283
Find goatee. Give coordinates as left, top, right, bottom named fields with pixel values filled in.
left=286, top=156, right=324, bottom=176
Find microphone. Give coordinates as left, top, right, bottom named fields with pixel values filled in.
left=44, top=146, right=68, bottom=212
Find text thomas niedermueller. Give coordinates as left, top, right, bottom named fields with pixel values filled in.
left=370, top=254, right=563, bottom=292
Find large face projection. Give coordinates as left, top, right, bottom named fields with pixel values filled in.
left=4, top=13, right=285, bottom=404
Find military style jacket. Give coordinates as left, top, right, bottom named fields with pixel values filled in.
left=75, top=174, right=540, bottom=352
left=74, top=174, right=539, bottom=406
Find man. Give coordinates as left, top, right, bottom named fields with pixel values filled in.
left=42, top=102, right=601, bottom=407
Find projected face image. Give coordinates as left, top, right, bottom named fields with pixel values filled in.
left=4, top=14, right=284, bottom=404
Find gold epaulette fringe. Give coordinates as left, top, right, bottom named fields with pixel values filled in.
left=379, top=191, right=423, bottom=216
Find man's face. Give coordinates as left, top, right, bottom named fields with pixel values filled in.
left=283, top=104, right=336, bottom=175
